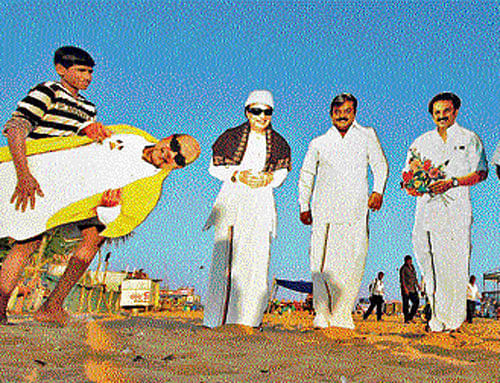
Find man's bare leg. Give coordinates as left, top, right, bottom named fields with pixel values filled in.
left=34, top=227, right=104, bottom=326
left=0, top=239, right=41, bottom=323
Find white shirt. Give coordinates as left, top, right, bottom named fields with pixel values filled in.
left=298, top=121, right=388, bottom=223
left=492, top=141, right=500, bottom=166
left=204, top=129, right=288, bottom=235
left=467, top=282, right=481, bottom=301
left=403, top=123, right=487, bottom=229
left=371, top=278, right=385, bottom=297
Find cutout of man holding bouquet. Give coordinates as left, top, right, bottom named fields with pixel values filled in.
left=402, top=92, right=488, bottom=332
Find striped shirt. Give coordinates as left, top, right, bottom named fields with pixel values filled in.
left=12, top=81, right=96, bottom=138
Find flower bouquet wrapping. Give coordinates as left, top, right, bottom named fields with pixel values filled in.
left=401, top=149, right=446, bottom=197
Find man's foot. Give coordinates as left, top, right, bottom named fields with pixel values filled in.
left=34, top=304, right=70, bottom=326
left=233, top=324, right=260, bottom=335
left=320, top=326, right=355, bottom=340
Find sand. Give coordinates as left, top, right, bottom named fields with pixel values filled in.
left=1, top=311, right=499, bottom=382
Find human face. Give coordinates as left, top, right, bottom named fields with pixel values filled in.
left=151, top=136, right=186, bottom=169
left=331, top=101, right=356, bottom=133
left=245, top=103, right=272, bottom=132
left=56, top=64, right=93, bottom=95
left=432, top=100, right=458, bottom=131
left=150, top=135, right=200, bottom=169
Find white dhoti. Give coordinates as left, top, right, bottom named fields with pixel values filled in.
left=310, top=217, right=368, bottom=329
left=412, top=196, right=471, bottom=332
left=203, top=183, right=275, bottom=328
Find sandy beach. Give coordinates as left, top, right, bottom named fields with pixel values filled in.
left=1, top=311, right=499, bottom=382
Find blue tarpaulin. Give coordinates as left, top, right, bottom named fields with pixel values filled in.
left=275, top=279, right=313, bottom=294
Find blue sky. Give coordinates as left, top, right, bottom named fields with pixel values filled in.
left=0, top=1, right=498, bottom=300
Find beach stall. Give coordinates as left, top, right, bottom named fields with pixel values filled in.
left=120, top=279, right=160, bottom=310
left=267, top=277, right=313, bottom=313
left=483, top=268, right=500, bottom=301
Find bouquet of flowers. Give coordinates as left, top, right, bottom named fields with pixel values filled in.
left=401, top=149, right=446, bottom=196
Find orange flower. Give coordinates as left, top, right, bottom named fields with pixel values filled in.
left=409, top=159, right=422, bottom=172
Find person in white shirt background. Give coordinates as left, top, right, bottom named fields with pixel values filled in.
left=466, top=275, right=482, bottom=324
left=298, top=93, right=388, bottom=330
left=403, top=92, right=488, bottom=333
left=203, top=90, right=291, bottom=329
left=363, top=271, right=385, bottom=321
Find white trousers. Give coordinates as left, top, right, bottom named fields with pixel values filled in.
left=412, top=218, right=470, bottom=332
left=310, top=218, right=368, bottom=329
left=203, top=224, right=272, bottom=328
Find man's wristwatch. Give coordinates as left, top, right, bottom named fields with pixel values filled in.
left=231, top=171, right=238, bottom=183
left=451, top=177, right=459, bottom=187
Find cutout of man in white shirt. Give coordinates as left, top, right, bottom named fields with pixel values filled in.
left=299, top=93, right=388, bottom=330
left=403, top=92, right=487, bottom=332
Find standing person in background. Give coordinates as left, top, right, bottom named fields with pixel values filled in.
left=363, top=272, right=385, bottom=321
left=0, top=46, right=113, bottom=326
left=400, top=255, right=420, bottom=323
left=466, top=275, right=482, bottom=324
left=203, top=90, right=291, bottom=330
left=492, top=141, right=500, bottom=181
left=402, top=92, right=488, bottom=332
left=299, top=93, right=388, bottom=331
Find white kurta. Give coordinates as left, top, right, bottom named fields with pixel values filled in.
left=203, top=130, right=288, bottom=328
left=493, top=141, right=500, bottom=166
left=0, top=135, right=160, bottom=240
left=298, top=121, right=388, bottom=329
left=404, top=123, right=487, bottom=332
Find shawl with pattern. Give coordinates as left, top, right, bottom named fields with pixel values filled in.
left=212, top=122, right=291, bottom=172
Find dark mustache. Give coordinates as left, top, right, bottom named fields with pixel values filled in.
left=438, top=117, right=448, bottom=122
left=336, top=118, right=348, bottom=122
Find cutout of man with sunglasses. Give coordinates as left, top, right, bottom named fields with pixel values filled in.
left=0, top=124, right=200, bottom=325
left=203, top=90, right=291, bottom=330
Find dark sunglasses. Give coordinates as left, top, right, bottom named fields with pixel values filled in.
left=247, top=107, right=273, bottom=116
left=170, top=135, right=186, bottom=167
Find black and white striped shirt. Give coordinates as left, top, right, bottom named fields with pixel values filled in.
left=12, top=81, right=97, bottom=138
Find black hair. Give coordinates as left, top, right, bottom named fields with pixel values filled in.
left=404, top=255, right=412, bottom=262
left=428, top=92, right=461, bottom=114
left=54, top=46, right=95, bottom=68
left=330, top=93, right=358, bottom=115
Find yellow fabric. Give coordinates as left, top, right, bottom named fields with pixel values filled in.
left=1, top=125, right=167, bottom=238
left=0, top=124, right=159, bottom=163
left=46, top=170, right=169, bottom=238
